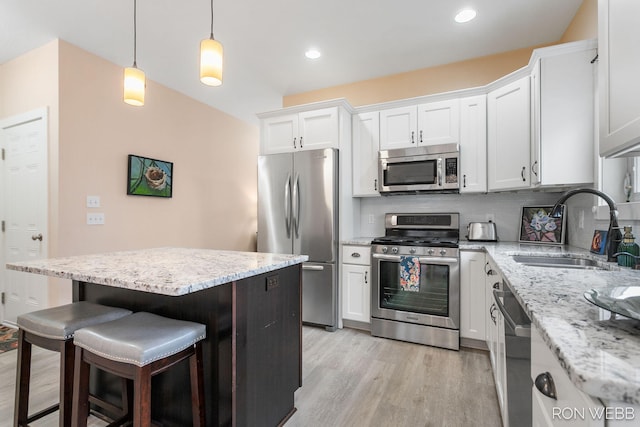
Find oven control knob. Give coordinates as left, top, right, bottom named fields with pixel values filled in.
left=392, top=247, right=399, bottom=254
left=427, top=249, right=435, bottom=255
left=382, top=246, right=388, bottom=254
left=439, top=249, right=447, bottom=256
left=409, top=248, right=416, bottom=254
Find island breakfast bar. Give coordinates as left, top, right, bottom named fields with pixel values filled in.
left=7, top=247, right=308, bottom=427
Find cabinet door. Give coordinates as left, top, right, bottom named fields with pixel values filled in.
left=460, top=251, right=487, bottom=340
left=459, top=95, right=487, bottom=193
left=261, top=114, right=299, bottom=154
left=352, top=112, right=381, bottom=197
left=341, top=264, right=371, bottom=323
left=599, top=0, right=640, bottom=157
left=298, top=107, right=339, bottom=151
left=417, top=99, right=460, bottom=146
left=379, top=106, right=418, bottom=150
left=488, top=76, right=531, bottom=191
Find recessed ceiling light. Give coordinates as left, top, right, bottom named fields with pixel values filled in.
left=455, top=8, right=477, bottom=23
left=305, top=49, right=321, bottom=60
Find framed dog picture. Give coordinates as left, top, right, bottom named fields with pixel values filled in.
left=519, top=206, right=566, bottom=245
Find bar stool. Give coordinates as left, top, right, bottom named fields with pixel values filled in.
left=71, top=312, right=207, bottom=427
left=14, top=301, right=132, bottom=427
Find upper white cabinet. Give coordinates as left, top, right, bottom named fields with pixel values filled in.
left=598, top=0, right=640, bottom=157
left=261, top=107, right=339, bottom=154
left=459, top=95, right=487, bottom=193
left=531, top=42, right=596, bottom=186
left=487, top=76, right=532, bottom=191
left=379, top=99, right=460, bottom=150
left=352, top=112, right=380, bottom=197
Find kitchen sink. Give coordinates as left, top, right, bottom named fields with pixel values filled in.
left=511, top=255, right=610, bottom=270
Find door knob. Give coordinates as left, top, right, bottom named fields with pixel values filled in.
left=31, top=233, right=43, bottom=241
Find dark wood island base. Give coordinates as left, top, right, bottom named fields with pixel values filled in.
left=73, top=264, right=302, bottom=427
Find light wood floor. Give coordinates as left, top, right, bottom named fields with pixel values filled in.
left=0, top=326, right=501, bottom=427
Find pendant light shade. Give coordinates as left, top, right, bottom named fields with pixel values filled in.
left=200, top=0, right=223, bottom=86
left=124, top=66, right=146, bottom=106
left=124, top=0, right=145, bottom=106
left=200, top=38, right=223, bottom=86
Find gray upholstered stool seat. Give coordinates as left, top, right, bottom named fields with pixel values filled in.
left=72, top=312, right=207, bottom=427
left=14, top=302, right=132, bottom=427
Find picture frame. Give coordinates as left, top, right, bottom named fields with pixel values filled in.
left=519, top=206, right=566, bottom=245
left=590, top=230, right=608, bottom=255
left=127, top=154, right=173, bottom=198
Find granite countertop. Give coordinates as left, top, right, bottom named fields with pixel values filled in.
left=461, top=242, right=640, bottom=405
left=6, top=247, right=308, bottom=296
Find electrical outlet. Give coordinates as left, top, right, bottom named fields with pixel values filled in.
left=87, top=213, right=105, bottom=225
left=86, top=196, right=100, bottom=208
left=368, top=214, right=375, bottom=224
left=578, top=210, right=585, bottom=229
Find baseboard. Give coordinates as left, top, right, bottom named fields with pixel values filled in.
left=342, top=319, right=371, bottom=331
left=460, top=337, right=488, bottom=351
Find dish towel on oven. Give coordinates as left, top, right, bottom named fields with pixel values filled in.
left=399, top=256, right=420, bottom=292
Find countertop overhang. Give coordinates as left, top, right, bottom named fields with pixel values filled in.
left=461, top=242, right=640, bottom=405
left=6, top=247, right=308, bottom=296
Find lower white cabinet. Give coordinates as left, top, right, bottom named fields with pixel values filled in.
left=460, top=251, right=486, bottom=340
left=341, top=244, right=371, bottom=324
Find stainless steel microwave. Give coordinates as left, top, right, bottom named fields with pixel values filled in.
left=378, top=143, right=460, bottom=194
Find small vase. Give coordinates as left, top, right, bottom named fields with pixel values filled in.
left=617, top=226, right=640, bottom=267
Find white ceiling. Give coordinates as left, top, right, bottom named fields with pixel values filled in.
left=0, top=0, right=584, bottom=124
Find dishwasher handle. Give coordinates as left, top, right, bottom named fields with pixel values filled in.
left=493, top=289, right=531, bottom=337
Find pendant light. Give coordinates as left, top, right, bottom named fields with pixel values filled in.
left=200, top=0, right=223, bottom=86
left=124, top=0, right=145, bottom=106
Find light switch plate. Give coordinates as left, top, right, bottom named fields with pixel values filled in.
left=87, top=196, right=100, bottom=208
left=87, top=213, right=105, bottom=225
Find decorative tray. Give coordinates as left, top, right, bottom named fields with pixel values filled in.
left=584, top=286, right=640, bottom=321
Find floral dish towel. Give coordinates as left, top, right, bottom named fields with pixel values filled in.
left=399, top=256, right=420, bottom=292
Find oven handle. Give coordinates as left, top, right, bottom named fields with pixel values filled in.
left=372, top=253, right=459, bottom=265
left=493, top=289, right=531, bottom=338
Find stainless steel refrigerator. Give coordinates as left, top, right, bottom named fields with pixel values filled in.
left=257, top=148, right=338, bottom=330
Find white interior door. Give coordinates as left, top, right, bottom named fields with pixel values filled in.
left=1, top=108, right=49, bottom=325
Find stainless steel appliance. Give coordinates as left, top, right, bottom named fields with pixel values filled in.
left=466, top=221, right=498, bottom=242
left=257, top=148, right=338, bottom=331
left=493, top=281, right=532, bottom=427
left=378, top=143, right=460, bottom=194
left=371, top=213, right=460, bottom=350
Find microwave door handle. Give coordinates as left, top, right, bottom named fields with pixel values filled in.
left=292, top=174, right=300, bottom=238
left=437, top=157, right=443, bottom=187
left=284, top=174, right=292, bottom=238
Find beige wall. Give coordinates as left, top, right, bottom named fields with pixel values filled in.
left=1, top=40, right=259, bottom=305
left=283, top=0, right=597, bottom=108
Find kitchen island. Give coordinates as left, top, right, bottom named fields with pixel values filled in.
left=7, top=247, right=308, bottom=427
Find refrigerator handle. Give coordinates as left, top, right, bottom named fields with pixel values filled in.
left=292, top=173, right=300, bottom=238
left=284, top=173, right=292, bottom=238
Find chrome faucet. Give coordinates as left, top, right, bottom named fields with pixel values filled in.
left=550, top=188, right=622, bottom=262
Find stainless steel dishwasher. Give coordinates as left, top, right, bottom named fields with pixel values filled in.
left=494, top=281, right=532, bottom=427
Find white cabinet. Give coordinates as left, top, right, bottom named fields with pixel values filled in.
left=352, top=112, right=380, bottom=197
left=531, top=42, right=596, bottom=187
left=460, top=251, right=486, bottom=341
left=379, top=99, right=460, bottom=150
left=341, top=244, right=371, bottom=324
left=485, top=257, right=508, bottom=426
left=261, top=107, right=339, bottom=154
left=531, top=325, right=604, bottom=427
left=487, top=76, right=531, bottom=191
left=598, top=0, right=640, bottom=157
left=459, top=95, right=487, bottom=193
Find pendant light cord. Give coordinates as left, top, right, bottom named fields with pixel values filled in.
left=210, top=0, right=214, bottom=39
left=133, top=0, right=138, bottom=67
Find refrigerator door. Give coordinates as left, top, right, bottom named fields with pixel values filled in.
left=302, top=262, right=336, bottom=328
left=292, top=148, right=338, bottom=262
left=257, top=153, right=293, bottom=254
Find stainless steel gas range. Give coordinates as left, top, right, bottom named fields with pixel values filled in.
left=370, top=213, right=460, bottom=350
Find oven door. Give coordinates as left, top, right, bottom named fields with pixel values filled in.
left=371, top=251, right=460, bottom=330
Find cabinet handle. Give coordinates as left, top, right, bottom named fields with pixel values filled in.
left=521, top=166, right=526, bottom=182
left=493, top=282, right=500, bottom=290
left=485, top=262, right=494, bottom=275
left=31, top=233, right=43, bottom=241
left=364, top=271, right=368, bottom=284
left=463, top=174, right=467, bottom=188
left=300, top=136, right=304, bottom=148
left=411, top=131, right=415, bottom=144
left=489, top=303, right=497, bottom=324
left=535, top=372, right=558, bottom=400
left=374, top=179, right=377, bottom=191
left=419, top=130, right=423, bottom=143
left=293, top=137, right=297, bottom=149
left=351, top=252, right=361, bottom=258
left=532, top=160, right=538, bottom=177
